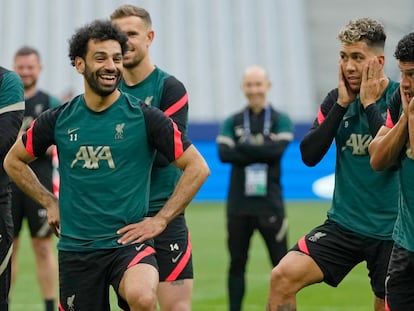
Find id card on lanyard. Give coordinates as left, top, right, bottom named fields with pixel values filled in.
left=243, top=105, right=271, bottom=197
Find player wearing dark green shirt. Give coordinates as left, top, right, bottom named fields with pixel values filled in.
left=111, top=7, right=196, bottom=310
left=369, top=32, right=414, bottom=310
left=267, top=18, right=399, bottom=311
left=0, top=66, right=24, bottom=310
left=3, top=20, right=209, bottom=311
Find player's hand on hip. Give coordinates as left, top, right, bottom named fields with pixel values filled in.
left=117, top=217, right=166, bottom=245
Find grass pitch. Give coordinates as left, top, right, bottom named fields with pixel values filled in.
left=10, top=201, right=374, bottom=310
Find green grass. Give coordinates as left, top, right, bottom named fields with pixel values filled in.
left=10, top=201, right=374, bottom=310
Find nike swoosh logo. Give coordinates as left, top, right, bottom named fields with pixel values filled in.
left=67, top=128, right=80, bottom=134
left=171, top=251, right=183, bottom=263
left=144, top=96, right=153, bottom=106
left=135, top=244, right=145, bottom=252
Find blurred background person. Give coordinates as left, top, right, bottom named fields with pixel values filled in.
left=11, top=46, right=60, bottom=311
left=0, top=65, right=24, bottom=311
left=217, top=65, right=293, bottom=311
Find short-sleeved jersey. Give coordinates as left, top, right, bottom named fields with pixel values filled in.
left=22, top=92, right=191, bottom=251
left=384, top=90, right=414, bottom=251
left=21, top=90, right=61, bottom=173
left=217, top=105, right=294, bottom=215
left=317, top=81, right=399, bottom=239
left=118, top=67, right=188, bottom=213
left=0, top=67, right=25, bottom=187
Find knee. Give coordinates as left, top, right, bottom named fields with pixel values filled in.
left=126, top=290, right=157, bottom=311
left=32, top=239, right=53, bottom=260
left=269, top=264, right=297, bottom=296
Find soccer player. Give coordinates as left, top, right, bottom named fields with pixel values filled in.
left=0, top=67, right=25, bottom=310
left=369, top=32, right=414, bottom=311
left=216, top=65, right=293, bottom=311
left=266, top=18, right=399, bottom=311
left=110, top=5, right=193, bottom=311
left=11, top=46, right=61, bottom=311
left=3, top=19, right=209, bottom=311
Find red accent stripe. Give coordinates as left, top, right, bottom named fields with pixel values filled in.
left=127, top=246, right=156, bottom=269
left=172, top=121, right=184, bottom=159
left=164, top=93, right=188, bottom=117
left=317, top=108, right=325, bottom=125
left=58, top=300, right=65, bottom=310
left=165, top=232, right=192, bottom=281
left=297, top=236, right=310, bottom=255
left=385, top=110, right=395, bottom=128
left=385, top=296, right=390, bottom=311
left=25, top=120, right=36, bottom=156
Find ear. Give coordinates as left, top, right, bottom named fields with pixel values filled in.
left=147, top=30, right=155, bottom=45
left=377, top=55, right=385, bottom=67
left=74, top=56, right=85, bottom=74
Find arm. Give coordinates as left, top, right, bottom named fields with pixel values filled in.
left=117, top=145, right=209, bottom=244
left=369, top=88, right=407, bottom=170
left=236, top=138, right=291, bottom=163
left=237, top=112, right=294, bottom=163
left=155, top=76, right=189, bottom=167
left=217, top=114, right=257, bottom=165
left=300, top=89, right=346, bottom=166
left=217, top=137, right=256, bottom=165
left=4, top=138, right=60, bottom=234
left=117, top=105, right=210, bottom=244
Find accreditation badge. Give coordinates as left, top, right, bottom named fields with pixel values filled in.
left=244, top=163, right=268, bottom=196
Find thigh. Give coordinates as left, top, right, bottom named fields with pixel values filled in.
left=114, top=243, right=158, bottom=311
left=386, top=243, right=414, bottom=311
left=291, top=219, right=363, bottom=287
left=158, top=279, right=193, bottom=311
left=155, top=214, right=193, bottom=282
left=364, top=238, right=393, bottom=299
left=227, top=214, right=254, bottom=258
left=257, top=213, right=288, bottom=266
left=59, top=250, right=110, bottom=311
left=24, top=195, right=52, bottom=238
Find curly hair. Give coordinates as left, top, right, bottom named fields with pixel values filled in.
left=68, top=19, right=128, bottom=67
left=394, top=32, right=414, bottom=62
left=338, top=17, right=386, bottom=49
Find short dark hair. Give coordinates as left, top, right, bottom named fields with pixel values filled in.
left=14, top=46, right=41, bottom=61
left=338, top=17, right=386, bottom=50
left=68, top=19, right=128, bottom=67
left=110, top=4, right=152, bottom=28
left=394, top=32, right=414, bottom=62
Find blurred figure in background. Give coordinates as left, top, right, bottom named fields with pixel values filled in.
left=217, top=65, right=293, bottom=311
left=0, top=66, right=24, bottom=310
left=11, top=46, right=60, bottom=311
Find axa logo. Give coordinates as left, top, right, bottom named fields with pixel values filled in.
left=70, top=146, right=115, bottom=169
left=342, top=133, right=372, bottom=155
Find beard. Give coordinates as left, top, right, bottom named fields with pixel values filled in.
left=83, top=64, right=121, bottom=97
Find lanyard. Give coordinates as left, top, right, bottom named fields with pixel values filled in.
left=243, top=104, right=271, bottom=141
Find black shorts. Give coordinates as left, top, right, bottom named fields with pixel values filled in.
left=11, top=165, right=53, bottom=238
left=58, top=243, right=157, bottom=311
left=291, top=219, right=393, bottom=298
left=385, top=243, right=414, bottom=311
left=0, top=187, right=13, bottom=305
left=154, top=214, right=193, bottom=282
